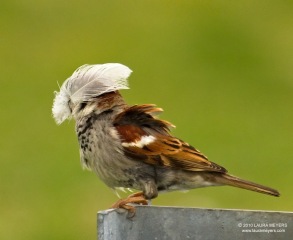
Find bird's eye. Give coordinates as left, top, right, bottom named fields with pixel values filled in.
left=79, top=102, right=87, bottom=111
left=68, top=100, right=73, bottom=112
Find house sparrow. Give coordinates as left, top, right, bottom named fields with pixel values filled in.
left=52, top=63, right=280, bottom=213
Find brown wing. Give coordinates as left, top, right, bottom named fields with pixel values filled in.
left=114, top=104, right=227, bottom=173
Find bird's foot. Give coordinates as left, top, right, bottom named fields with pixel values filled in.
left=111, top=192, right=148, bottom=218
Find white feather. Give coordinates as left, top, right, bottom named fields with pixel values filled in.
left=52, top=63, right=132, bottom=124
left=113, top=187, right=135, bottom=198
left=122, top=135, right=156, bottom=148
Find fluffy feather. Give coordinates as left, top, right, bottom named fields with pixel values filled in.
left=52, top=63, right=132, bottom=124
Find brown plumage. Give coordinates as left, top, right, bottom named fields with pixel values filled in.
left=53, top=63, right=280, bottom=215
left=113, top=104, right=279, bottom=198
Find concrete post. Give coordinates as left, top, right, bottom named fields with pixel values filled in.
left=98, top=206, right=292, bottom=240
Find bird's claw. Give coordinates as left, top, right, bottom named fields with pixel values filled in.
left=111, top=192, right=148, bottom=218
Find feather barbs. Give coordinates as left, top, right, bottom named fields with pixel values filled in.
left=52, top=63, right=132, bottom=124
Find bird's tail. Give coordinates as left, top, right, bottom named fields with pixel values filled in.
left=215, top=173, right=280, bottom=197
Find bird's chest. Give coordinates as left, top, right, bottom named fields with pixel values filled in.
left=76, top=116, right=138, bottom=187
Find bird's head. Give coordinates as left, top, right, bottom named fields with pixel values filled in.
left=52, top=63, right=132, bottom=124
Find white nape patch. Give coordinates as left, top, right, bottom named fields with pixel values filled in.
left=109, top=128, right=120, bottom=139
left=122, top=135, right=156, bottom=148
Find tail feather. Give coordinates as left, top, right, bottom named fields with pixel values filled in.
left=215, top=174, right=280, bottom=197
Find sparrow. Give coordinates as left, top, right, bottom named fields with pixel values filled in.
left=52, top=63, right=280, bottom=214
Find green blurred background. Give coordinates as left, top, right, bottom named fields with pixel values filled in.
left=1, top=0, right=292, bottom=239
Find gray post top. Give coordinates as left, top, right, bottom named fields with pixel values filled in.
left=98, top=206, right=292, bottom=240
